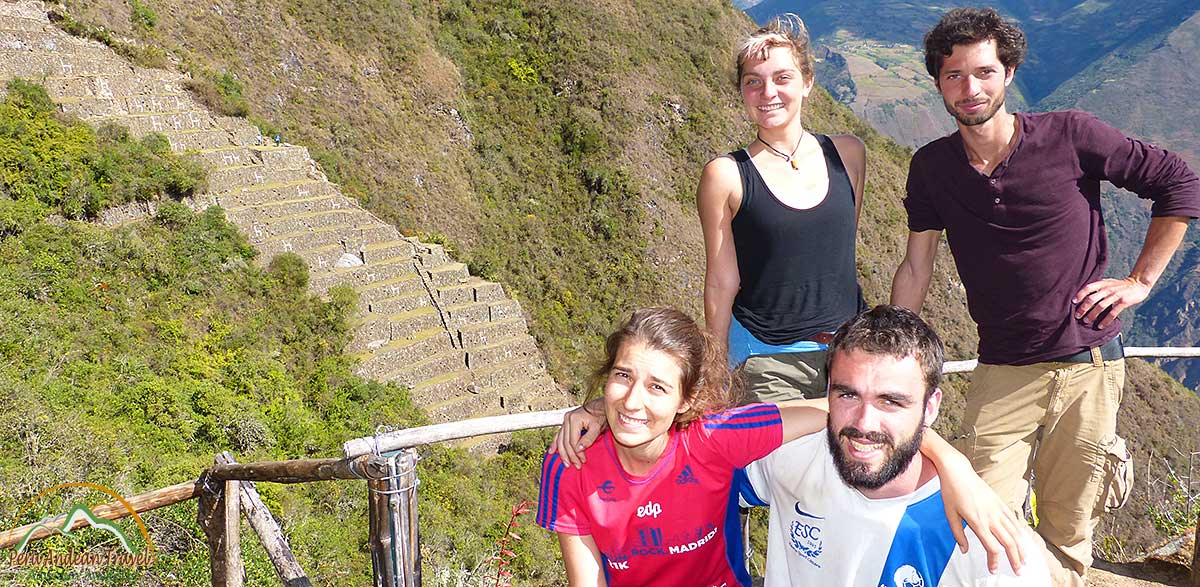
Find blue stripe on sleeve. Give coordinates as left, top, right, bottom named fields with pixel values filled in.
left=733, top=467, right=769, bottom=507
left=726, top=404, right=778, bottom=418
left=537, top=453, right=565, bottom=530
left=537, top=452, right=552, bottom=523
left=703, top=404, right=782, bottom=430
left=704, top=417, right=782, bottom=430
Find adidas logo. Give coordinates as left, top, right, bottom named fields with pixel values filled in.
left=675, top=465, right=699, bottom=485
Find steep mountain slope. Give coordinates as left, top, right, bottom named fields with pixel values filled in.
left=59, top=0, right=983, bottom=385
left=1, top=3, right=567, bottom=430
left=14, top=0, right=1198, bottom=572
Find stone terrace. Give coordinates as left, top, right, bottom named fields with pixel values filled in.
left=0, top=1, right=568, bottom=437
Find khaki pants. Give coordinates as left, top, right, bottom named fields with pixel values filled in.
left=954, top=355, right=1125, bottom=587
left=736, top=350, right=829, bottom=404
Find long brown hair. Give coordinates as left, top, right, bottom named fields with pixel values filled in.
left=592, top=307, right=733, bottom=428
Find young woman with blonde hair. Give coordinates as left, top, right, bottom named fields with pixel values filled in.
left=700, top=15, right=868, bottom=402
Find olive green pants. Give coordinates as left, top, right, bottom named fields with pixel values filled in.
left=736, top=350, right=829, bottom=404
left=954, top=355, right=1126, bottom=587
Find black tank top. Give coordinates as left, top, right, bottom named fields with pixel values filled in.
left=730, top=134, right=867, bottom=345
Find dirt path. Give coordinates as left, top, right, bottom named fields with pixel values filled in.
left=1091, top=566, right=1186, bottom=587
left=1090, top=530, right=1194, bottom=587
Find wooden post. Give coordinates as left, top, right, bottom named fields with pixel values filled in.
left=402, top=449, right=421, bottom=586
left=225, top=478, right=243, bottom=587
left=1191, top=514, right=1198, bottom=587
left=216, top=452, right=314, bottom=587
left=368, top=473, right=394, bottom=587
left=368, top=449, right=420, bottom=587
left=198, top=463, right=245, bottom=587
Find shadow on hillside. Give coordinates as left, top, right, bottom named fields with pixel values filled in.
left=1093, top=558, right=1190, bottom=586
left=1093, top=528, right=1195, bottom=587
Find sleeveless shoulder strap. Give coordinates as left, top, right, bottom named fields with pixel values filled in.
left=729, top=148, right=756, bottom=210
left=815, top=134, right=856, bottom=205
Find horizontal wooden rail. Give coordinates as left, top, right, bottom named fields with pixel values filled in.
left=208, top=456, right=387, bottom=483
left=942, top=347, right=1200, bottom=374
left=345, top=349, right=1200, bottom=457
left=0, top=480, right=201, bottom=550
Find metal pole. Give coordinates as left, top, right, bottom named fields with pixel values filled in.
left=368, top=449, right=420, bottom=587
left=368, top=473, right=395, bottom=587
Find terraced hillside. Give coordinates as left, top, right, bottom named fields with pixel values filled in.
left=0, top=1, right=568, bottom=430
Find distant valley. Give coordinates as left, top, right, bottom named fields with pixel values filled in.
left=747, top=1, right=1200, bottom=390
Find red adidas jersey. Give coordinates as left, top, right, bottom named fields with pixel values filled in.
left=537, top=404, right=782, bottom=586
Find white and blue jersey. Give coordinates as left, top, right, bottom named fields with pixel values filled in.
left=737, top=432, right=1050, bottom=587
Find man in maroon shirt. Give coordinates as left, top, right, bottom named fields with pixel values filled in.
left=889, top=7, right=1200, bottom=587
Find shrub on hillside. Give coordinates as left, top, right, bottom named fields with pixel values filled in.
left=48, top=9, right=170, bottom=69
left=0, top=206, right=427, bottom=585
left=183, top=69, right=251, bottom=118
left=0, top=79, right=207, bottom=233
left=129, top=0, right=158, bottom=31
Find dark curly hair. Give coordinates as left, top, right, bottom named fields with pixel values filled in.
left=923, top=7, right=1026, bottom=79
left=826, top=305, right=945, bottom=402
left=592, top=307, right=734, bottom=429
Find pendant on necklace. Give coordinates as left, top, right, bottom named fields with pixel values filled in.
left=790, top=158, right=800, bottom=170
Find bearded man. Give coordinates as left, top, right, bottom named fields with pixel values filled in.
left=739, top=305, right=1049, bottom=586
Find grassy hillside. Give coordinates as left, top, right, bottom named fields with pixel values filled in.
left=3, top=0, right=1190, bottom=579
left=63, top=0, right=984, bottom=383
left=0, top=79, right=566, bottom=585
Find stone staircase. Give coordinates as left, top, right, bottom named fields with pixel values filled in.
left=0, top=1, right=568, bottom=430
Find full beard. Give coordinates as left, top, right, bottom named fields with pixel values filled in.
left=944, top=90, right=1006, bottom=127
left=827, top=422, right=924, bottom=491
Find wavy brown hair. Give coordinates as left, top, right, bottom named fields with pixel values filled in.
left=923, top=7, right=1026, bottom=79
left=592, top=307, right=734, bottom=429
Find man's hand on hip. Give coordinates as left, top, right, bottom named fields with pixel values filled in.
left=1072, top=276, right=1150, bottom=329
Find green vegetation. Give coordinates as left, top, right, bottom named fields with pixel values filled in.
left=419, top=431, right=563, bottom=585
left=48, top=9, right=169, bottom=69
left=1147, top=473, right=1200, bottom=537
left=182, top=69, right=252, bottom=118
left=0, top=79, right=206, bottom=233
left=0, top=201, right=564, bottom=584
left=129, top=0, right=158, bottom=31
left=0, top=202, right=404, bottom=583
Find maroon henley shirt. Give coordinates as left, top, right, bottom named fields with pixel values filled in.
left=905, top=110, right=1200, bottom=365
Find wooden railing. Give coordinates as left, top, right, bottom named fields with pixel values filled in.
left=4, top=348, right=1199, bottom=586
